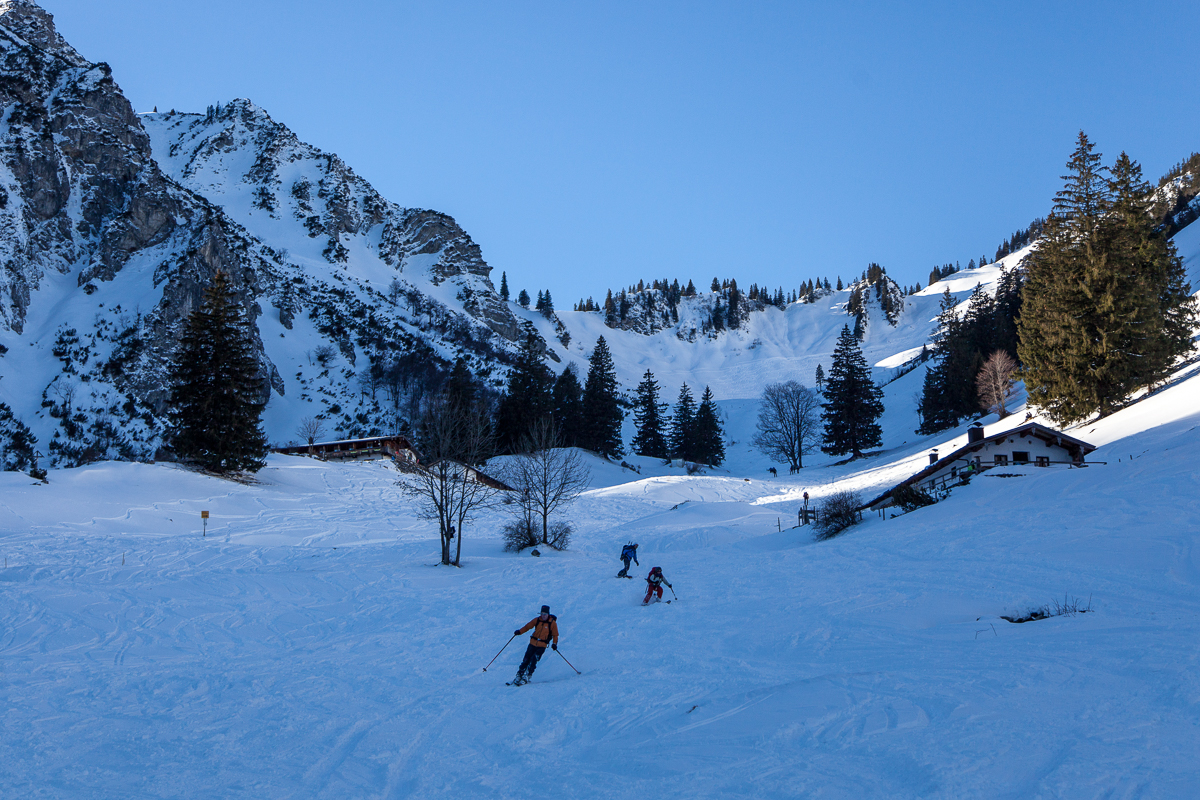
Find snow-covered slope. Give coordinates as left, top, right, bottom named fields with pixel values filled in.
left=3, top=323, right=1199, bottom=797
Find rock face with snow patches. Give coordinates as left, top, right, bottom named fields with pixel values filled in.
left=0, top=0, right=519, bottom=465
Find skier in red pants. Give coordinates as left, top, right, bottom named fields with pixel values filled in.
left=643, top=567, right=671, bottom=605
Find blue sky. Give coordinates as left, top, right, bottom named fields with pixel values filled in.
left=44, top=0, right=1200, bottom=303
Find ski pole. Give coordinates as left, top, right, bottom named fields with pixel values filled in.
left=555, top=647, right=582, bottom=675
left=668, top=584, right=677, bottom=600
left=482, top=634, right=517, bottom=672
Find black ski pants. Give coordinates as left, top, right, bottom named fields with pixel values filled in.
left=518, top=644, right=546, bottom=678
left=617, top=556, right=633, bottom=577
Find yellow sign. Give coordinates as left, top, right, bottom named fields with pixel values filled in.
left=201, top=510, right=209, bottom=519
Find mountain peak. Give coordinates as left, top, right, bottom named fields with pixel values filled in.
left=0, top=0, right=88, bottom=67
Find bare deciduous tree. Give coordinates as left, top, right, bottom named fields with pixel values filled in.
left=752, top=381, right=822, bottom=470
left=976, top=350, right=1019, bottom=419
left=296, top=416, right=325, bottom=448
left=402, top=393, right=499, bottom=566
left=500, top=416, right=590, bottom=550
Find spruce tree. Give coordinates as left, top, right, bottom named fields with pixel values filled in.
left=821, top=325, right=884, bottom=459
left=445, top=357, right=476, bottom=411
left=581, top=336, right=623, bottom=457
left=692, top=386, right=725, bottom=466
left=517, top=289, right=531, bottom=308
left=499, top=271, right=509, bottom=301
left=552, top=366, right=585, bottom=447
left=168, top=270, right=268, bottom=473
left=630, top=369, right=668, bottom=458
left=814, top=363, right=825, bottom=392
left=1019, top=134, right=1197, bottom=422
left=668, top=384, right=696, bottom=462
left=494, top=323, right=553, bottom=452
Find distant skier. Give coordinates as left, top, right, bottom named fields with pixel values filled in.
left=643, top=567, right=672, bottom=605
left=510, top=605, right=559, bottom=686
left=617, top=542, right=639, bottom=578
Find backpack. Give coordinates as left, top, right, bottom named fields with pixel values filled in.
left=621, top=545, right=635, bottom=560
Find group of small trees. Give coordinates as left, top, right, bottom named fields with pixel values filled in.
left=917, top=269, right=1023, bottom=434
left=494, top=327, right=624, bottom=458
left=629, top=371, right=726, bottom=466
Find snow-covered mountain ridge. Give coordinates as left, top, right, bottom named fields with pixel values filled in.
left=0, top=1, right=521, bottom=466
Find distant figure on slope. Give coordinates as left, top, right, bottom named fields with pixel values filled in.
left=511, top=605, right=559, bottom=686
left=643, top=567, right=672, bottom=605
left=617, top=542, right=639, bottom=578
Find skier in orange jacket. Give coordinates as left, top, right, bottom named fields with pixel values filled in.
left=510, top=605, right=559, bottom=686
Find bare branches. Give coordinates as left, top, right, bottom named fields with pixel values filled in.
left=976, top=350, right=1019, bottom=419
left=296, top=416, right=325, bottom=447
left=499, top=416, right=590, bottom=550
left=401, top=393, right=500, bottom=566
left=752, top=381, right=822, bottom=470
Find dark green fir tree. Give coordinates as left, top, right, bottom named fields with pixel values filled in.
left=552, top=366, right=585, bottom=447
left=494, top=323, right=553, bottom=452
left=168, top=270, right=268, bottom=473
left=581, top=336, right=623, bottom=457
left=821, top=325, right=884, bottom=459
left=1018, top=133, right=1197, bottom=423
left=692, top=386, right=726, bottom=466
left=668, top=384, right=696, bottom=462
left=499, top=271, right=509, bottom=302
left=630, top=369, right=668, bottom=459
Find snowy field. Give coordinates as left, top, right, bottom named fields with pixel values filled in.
left=3, top=355, right=1200, bottom=798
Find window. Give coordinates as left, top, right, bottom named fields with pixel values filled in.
left=994, top=454, right=1008, bottom=466
left=1013, top=451, right=1030, bottom=464
left=1036, top=456, right=1049, bottom=467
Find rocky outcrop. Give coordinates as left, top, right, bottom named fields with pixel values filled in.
left=0, top=2, right=527, bottom=467
left=145, top=99, right=519, bottom=344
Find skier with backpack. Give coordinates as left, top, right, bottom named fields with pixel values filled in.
left=509, top=605, right=559, bottom=686
left=643, top=567, right=672, bottom=605
left=617, top=542, right=639, bottom=578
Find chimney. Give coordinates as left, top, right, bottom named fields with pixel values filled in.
left=929, top=450, right=938, bottom=465
left=968, top=423, right=984, bottom=444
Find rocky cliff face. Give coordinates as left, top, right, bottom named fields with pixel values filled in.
left=143, top=100, right=518, bottom=343
left=0, top=1, right=522, bottom=468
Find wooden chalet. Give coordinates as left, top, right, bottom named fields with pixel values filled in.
left=865, top=422, right=1097, bottom=511
left=422, top=459, right=515, bottom=491
left=275, top=435, right=419, bottom=466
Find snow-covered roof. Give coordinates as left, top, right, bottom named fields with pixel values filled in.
left=865, top=422, right=1097, bottom=510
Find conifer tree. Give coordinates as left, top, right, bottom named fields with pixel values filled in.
left=630, top=370, right=668, bottom=458
left=821, top=325, right=884, bottom=459
left=445, top=357, right=476, bottom=411
left=814, top=363, right=825, bottom=392
left=494, top=323, right=553, bottom=452
left=499, top=271, right=509, bottom=301
left=1019, top=134, right=1197, bottom=422
left=168, top=270, right=268, bottom=473
left=581, top=336, right=623, bottom=457
left=692, top=386, right=726, bottom=466
left=552, top=366, right=584, bottom=447
left=517, top=289, right=530, bottom=308
left=668, top=384, right=696, bottom=462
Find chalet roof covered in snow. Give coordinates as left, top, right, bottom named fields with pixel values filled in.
left=864, top=421, right=1098, bottom=510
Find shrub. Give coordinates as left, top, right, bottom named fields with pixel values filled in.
left=502, top=518, right=538, bottom=552
left=545, top=521, right=573, bottom=551
left=891, top=483, right=937, bottom=512
left=813, top=490, right=863, bottom=541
